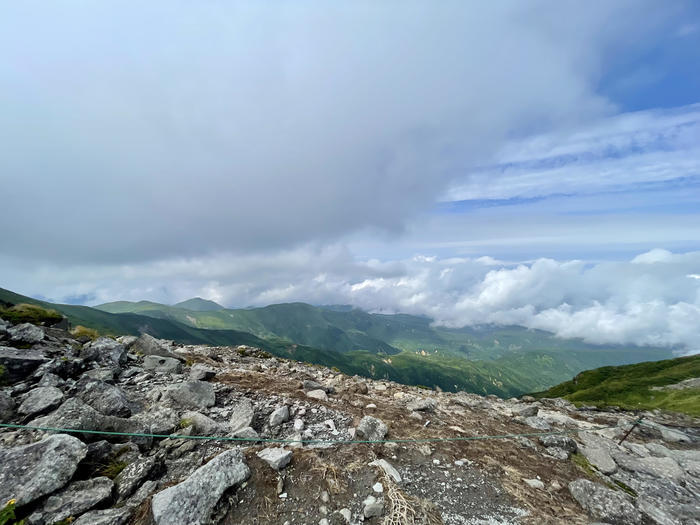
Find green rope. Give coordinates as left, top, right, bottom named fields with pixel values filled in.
left=0, top=420, right=630, bottom=445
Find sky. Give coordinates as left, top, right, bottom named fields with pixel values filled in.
left=1, top=1, right=699, bottom=353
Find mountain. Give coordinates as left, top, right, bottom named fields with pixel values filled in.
left=532, top=354, right=700, bottom=416
left=1, top=287, right=674, bottom=396
left=173, top=297, right=225, bottom=311
left=0, top=317, right=697, bottom=525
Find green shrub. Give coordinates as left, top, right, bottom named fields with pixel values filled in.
left=0, top=499, right=25, bottom=525
left=0, top=303, right=63, bottom=326
left=0, top=365, right=5, bottom=386
left=70, top=325, right=100, bottom=340
left=179, top=418, right=194, bottom=429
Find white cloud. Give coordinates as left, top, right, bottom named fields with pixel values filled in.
left=4, top=247, right=700, bottom=354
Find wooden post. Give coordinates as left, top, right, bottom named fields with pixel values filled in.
left=618, top=416, right=644, bottom=445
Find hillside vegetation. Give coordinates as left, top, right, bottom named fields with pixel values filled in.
left=0, top=287, right=674, bottom=397
left=532, top=354, right=700, bottom=416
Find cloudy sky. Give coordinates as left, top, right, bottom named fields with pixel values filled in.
left=2, top=1, right=699, bottom=353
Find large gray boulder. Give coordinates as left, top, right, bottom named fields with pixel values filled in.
left=81, top=337, right=127, bottom=368
left=406, top=397, right=436, bottom=412
left=0, top=346, right=49, bottom=383
left=76, top=378, right=132, bottom=417
left=130, top=334, right=179, bottom=359
left=577, top=431, right=617, bottom=475
left=133, top=407, right=179, bottom=435
left=8, top=323, right=45, bottom=344
left=0, top=434, right=87, bottom=506
left=0, top=390, right=15, bottom=422
left=18, top=386, right=64, bottom=417
left=151, top=449, right=250, bottom=525
left=357, top=415, right=388, bottom=441
left=143, top=355, right=183, bottom=374
left=568, top=479, right=641, bottom=525
left=539, top=434, right=577, bottom=453
left=612, top=453, right=685, bottom=482
left=162, top=381, right=215, bottom=410
left=27, top=476, right=113, bottom=525
left=229, top=398, right=255, bottom=432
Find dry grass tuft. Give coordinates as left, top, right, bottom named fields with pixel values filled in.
left=382, top=476, right=443, bottom=525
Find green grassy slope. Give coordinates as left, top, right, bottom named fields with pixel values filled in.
left=531, top=355, right=700, bottom=416
left=173, top=298, right=225, bottom=311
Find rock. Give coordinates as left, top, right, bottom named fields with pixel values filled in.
left=162, top=381, right=215, bottom=409
left=116, top=335, right=138, bottom=348
left=130, top=334, right=179, bottom=359
left=269, top=405, right=290, bottom=427
left=28, top=476, right=113, bottom=525
left=8, top=323, right=45, bottom=344
left=303, top=379, right=329, bottom=392
left=229, top=399, right=255, bottom=432
left=181, top=410, right=225, bottom=436
left=115, top=455, right=159, bottom=500
left=643, top=420, right=692, bottom=443
left=37, top=371, right=65, bottom=387
left=0, top=434, right=87, bottom=506
left=143, top=355, right=183, bottom=374
left=577, top=432, right=617, bottom=475
left=293, top=418, right=305, bottom=431
left=257, top=447, right=293, bottom=470
left=356, top=415, right=388, bottom=441
left=568, top=479, right=641, bottom=525
left=81, top=337, right=127, bottom=367
left=151, top=449, right=250, bottom=525
left=363, top=495, right=383, bottom=518
left=30, top=397, right=107, bottom=433
left=524, top=416, right=551, bottom=431
left=612, top=453, right=685, bottom=482
left=134, top=407, right=179, bottom=435
left=369, top=459, right=402, bottom=483
left=406, top=397, right=436, bottom=412
left=189, top=363, right=215, bottom=381
left=306, top=389, right=328, bottom=401
left=18, top=386, right=64, bottom=417
left=512, top=403, right=539, bottom=417
left=539, top=434, right=577, bottom=453
left=0, top=346, right=49, bottom=383
left=232, top=426, right=260, bottom=441
left=83, top=367, right=120, bottom=383
left=0, top=390, right=15, bottom=422
left=523, top=478, right=545, bottom=489
left=126, top=479, right=158, bottom=508
left=73, top=507, right=133, bottom=525
left=373, top=482, right=384, bottom=493
left=76, top=378, right=131, bottom=417
left=545, top=446, right=571, bottom=460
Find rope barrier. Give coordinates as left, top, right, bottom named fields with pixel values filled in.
left=0, top=419, right=637, bottom=446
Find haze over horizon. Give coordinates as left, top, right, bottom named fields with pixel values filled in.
left=2, top=2, right=699, bottom=353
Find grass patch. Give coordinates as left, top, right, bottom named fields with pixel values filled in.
left=532, top=355, right=700, bottom=416
left=70, top=325, right=100, bottom=340
left=611, top=479, right=637, bottom=497
left=0, top=499, right=25, bottom=525
left=571, top=453, right=597, bottom=479
left=0, top=365, right=5, bottom=386
left=0, top=303, right=63, bottom=326
left=179, top=418, right=194, bottom=429
left=99, top=459, right=127, bottom=479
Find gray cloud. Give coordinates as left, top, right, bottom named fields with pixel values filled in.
left=0, top=1, right=675, bottom=263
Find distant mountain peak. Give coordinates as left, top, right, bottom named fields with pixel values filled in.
left=173, top=297, right=225, bottom=311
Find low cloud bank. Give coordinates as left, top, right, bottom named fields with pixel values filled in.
left=5, top=248, right=699, bottom=354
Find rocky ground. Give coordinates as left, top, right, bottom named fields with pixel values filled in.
left=0, top=316, right=698, bottom=525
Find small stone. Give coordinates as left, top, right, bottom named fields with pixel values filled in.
left=162, top=381, right=215, bottom=409
left=306, top=389, right=328, bottom=401
left=230, top=398, right=255, bottom=432
left=143, top=355, right=183, bottom=374
left=523, top=478, right=545, bottom=489
left=189, top=363, right=216, bottom=381
left=270, top=405, right=290, bottom=427
left=406, top=397, right=436, bottom=412
left=293, top=418, right=305, bottom=431
left=369, top=459, right=401, bottom=483
left=0, top=391, right=15, bottom=422
left=357, top=415, right=388, bottom=441
left=257, top=447, right=293, bottom=470
left=373, top=482, right=383, bottom=493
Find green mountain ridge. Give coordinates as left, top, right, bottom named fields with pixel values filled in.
left=1, top=287, right=675, bottom=398
left=173, top=297, right=225, bottom=311
left=532, top=354, right=700, bottom=416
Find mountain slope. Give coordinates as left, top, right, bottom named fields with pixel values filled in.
left=531, top=354, right=700, bottom=416
left=173, top=297, right=225, bottom=311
